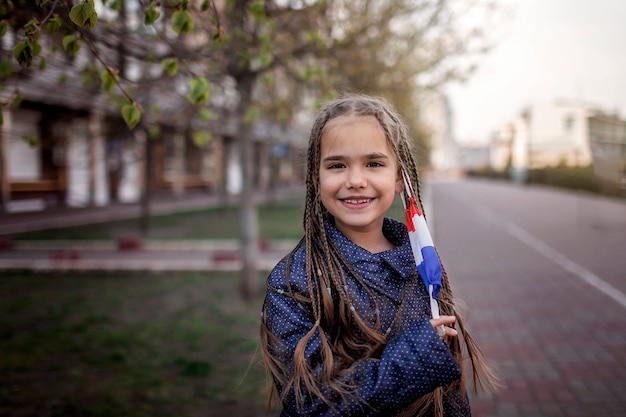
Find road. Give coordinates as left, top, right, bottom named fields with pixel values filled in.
left=430, top=179, right=626, bottom=417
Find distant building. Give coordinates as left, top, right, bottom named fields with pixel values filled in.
left=511, top=100, right=593, bottom=169
left=0, top=23, right=305, bottom=213
left=456, top=143, right=490, bottom=172
left=420, top=91, right=458, bottom=173
left=588, top=110, right=626, bottom=186
left=489, top=100, right=626, bottom=186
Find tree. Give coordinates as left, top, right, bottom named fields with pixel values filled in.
left=1, top=0, right=499, bottom=299
left=324, top=0, right=500, bottom=157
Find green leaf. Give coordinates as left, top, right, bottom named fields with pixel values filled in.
left=0, top=59, right=11, bottom=77
left=261, top=73, right=273, bottom=86
left=305, top=31, right=327, bottom=49
left=25, top=134, right=39, bottom=147
left=35, top=0, right=49, bottom=6
left=160, top=58, right=178, bottom=76
left=277, top=109, right=288, bottom=123
left=198, top=109, right=213, bottom=122
left=144, top=4, right=160, bottom=25
left=0, top=21, right=8, bottom=37
left=248, top=1, right=265, bottom=20
left=187, top=77, right=210, bottom=104
left=82, top=65, right=98, bottom=89
left=38, top=57, right=47, bottom=71
left=69, top=0, right=98, bottom=29
left=10, top=91, right=22, bottom=108
left=259, top=52, right=272, bottom=68
left=24, top=20, right=39, bottom=39
left=243, top=106, right=259, bottom=123
left=57, top=72, right=68, bottom=85
left=200, top=0, right=210, bottom=11
left=62, top=35, right=81, bottom=57
left=121, top=103, right=141, bottom=129
left=171, top=10, right=194, bottom=35
left=110, top=0, right=121, bottom=12
left=147, top=125, right=160, bottom=139
left=13, top=39, right=41, bottom=67
left=45, top=16, right=63, bottom=34
left=192, top=131, right=212, bottom=147
left=100, top=69, right=119, bottom=94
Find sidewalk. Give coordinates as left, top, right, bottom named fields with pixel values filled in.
left=0, top=186, right=303, bottom=272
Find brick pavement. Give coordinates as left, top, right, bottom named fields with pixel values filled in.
left=432, top=180, right=626, bottom=417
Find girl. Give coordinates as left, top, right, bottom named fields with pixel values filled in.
left=260, top=95, right=497, bottom=416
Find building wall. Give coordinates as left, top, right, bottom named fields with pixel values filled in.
left=525, top=102, right=592, bottom=168
left=589, top=112, right=626, bottom=183
left=501, top=101, right=599, bottom=174
left=420, top=91, right=458, bottom=172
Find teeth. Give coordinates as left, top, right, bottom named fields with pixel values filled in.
left=344, top=199, right=370, bottom=204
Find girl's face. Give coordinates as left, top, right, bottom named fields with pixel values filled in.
left=319, top=115, right=403, bottom=244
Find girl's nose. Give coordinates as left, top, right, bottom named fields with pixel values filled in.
left=346, top=167, right=367, bottom=189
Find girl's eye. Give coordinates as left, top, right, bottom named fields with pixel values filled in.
left=367, top=161, right=384, bottom=167
left=327, top=163, right=345, bottom=169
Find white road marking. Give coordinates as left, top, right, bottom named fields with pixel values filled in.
left=506, top=223, right=626, bottom=309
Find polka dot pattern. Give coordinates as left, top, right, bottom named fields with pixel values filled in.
left=262, top=217, right=471, bottom=416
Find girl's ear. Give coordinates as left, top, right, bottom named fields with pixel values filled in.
left=395, top=179, right=404, bottom=194
left=395, top=170, right=404, bottom=194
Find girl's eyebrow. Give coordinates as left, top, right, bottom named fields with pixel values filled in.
left=365, top=152, right=390, bottom=159
left=322, top=152, right=390, bottom=162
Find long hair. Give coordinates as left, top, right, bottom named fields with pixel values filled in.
left=260, top=94, right=499, bottom=415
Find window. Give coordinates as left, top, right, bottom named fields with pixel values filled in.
left=564, top=115, right=576, bottom=134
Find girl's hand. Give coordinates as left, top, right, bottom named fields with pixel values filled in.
left=430, top=315, right=458, bottom=339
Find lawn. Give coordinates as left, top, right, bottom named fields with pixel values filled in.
left=10, top=199, right=307, bottom=241
left=0, top=270, right=279, bottom=417
left=9, top=195, right=408, bottom=241
left=0, top=194, right=410, bottom=416
left=1, top=199, right=305, bottom=416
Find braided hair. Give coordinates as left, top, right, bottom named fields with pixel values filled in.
left=260, top=94, right=499, bottom=415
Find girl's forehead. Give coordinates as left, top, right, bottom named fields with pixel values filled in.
left=322, top=115, right=386, bottom=145
left=320, top=115, right=394, bottom=156
left=324, top=114, right=381, bottom=131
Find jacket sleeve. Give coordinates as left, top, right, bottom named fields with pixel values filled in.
left=263, top=261, right=462, bottom=416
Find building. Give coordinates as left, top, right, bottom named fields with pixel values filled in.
left=489, top=99, right=626, bottom=187
left=588, top=110, right=626, bottom=186
left=0, top=8, right=306, bottom=213
left=420, top=90, right=459, bottom=174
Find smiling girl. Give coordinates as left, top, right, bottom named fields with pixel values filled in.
left=260, top=95, right=498, bottom=416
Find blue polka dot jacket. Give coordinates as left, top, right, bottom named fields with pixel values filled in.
left=262, top=217, right=471, bottom=416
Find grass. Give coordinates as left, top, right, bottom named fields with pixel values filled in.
left=8, top=195, right=408, bottom=241
left=0, top=270, right=279, bottom=417
left=10, top=199, right=307, bottom=241
left=0, top=193, right=411, bottom=416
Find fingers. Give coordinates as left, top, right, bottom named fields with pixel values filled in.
left=430, top=315, right=458, bottom=339
left=430, top=315, right=455, bottom=327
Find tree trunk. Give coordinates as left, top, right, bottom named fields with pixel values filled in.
left=137, top=128, right=151, bottom=236
left=173, top=129, right=185, bottom=199
left=218, top=136, right=231, bottom=212
left=0, top=104, right=10, bottom=213
left=237, top=77, right=261, bottom=300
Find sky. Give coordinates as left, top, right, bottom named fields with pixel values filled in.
left=445, top=0, right=626, bottom=144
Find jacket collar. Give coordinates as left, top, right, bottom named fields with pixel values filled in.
left=324, top=217, right=417, bottom=281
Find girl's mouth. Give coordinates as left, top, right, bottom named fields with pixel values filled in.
left=342, top=198, right=372, bottom=205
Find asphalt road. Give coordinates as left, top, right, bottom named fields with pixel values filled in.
left=430, top=179, right=626, bottom=417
